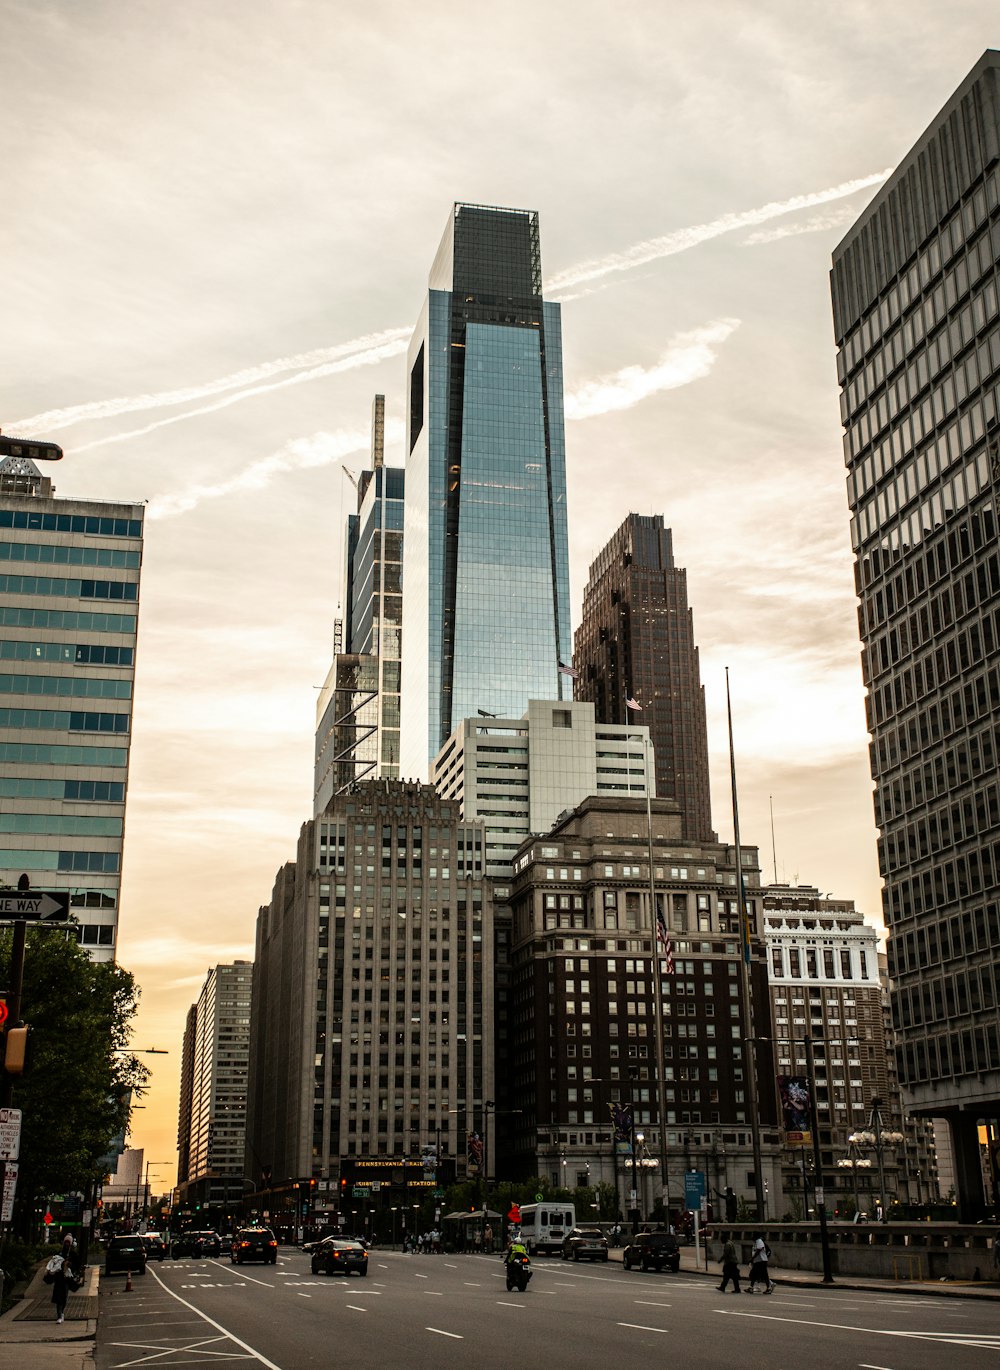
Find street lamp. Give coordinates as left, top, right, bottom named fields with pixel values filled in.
left=853, top=1098, right=905, bottom=1222
left=837, top=1136, right=873, bottom=1215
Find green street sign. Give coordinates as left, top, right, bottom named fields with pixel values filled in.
left=352, top=1187, right=366, bottom=1198
left=534, top=1192, right=543, bottom=1201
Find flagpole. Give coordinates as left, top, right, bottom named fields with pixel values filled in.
left=644, top=732, right=673, bottom=1227
left=726, top=667, right=766, bottom=1221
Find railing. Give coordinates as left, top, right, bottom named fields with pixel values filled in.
left=708, top=1223, right=997, bottom=1282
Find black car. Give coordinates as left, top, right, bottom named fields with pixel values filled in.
left=140, top=1233, right=166, bottom=1261
left=311, top=1238, right=368, bottom=1277
left=622, top=1230, right=681, bottom=1273
left=171, top=1230, right=221, bottom=1259
left=105, top=1235, right=147, bottom=1277
left=561, top=1227, right=609, bottom=1262
left=231, top=1227, right=278, bottom=1264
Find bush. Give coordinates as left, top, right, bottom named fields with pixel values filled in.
left=0, top=1237, right=49, bottom=1315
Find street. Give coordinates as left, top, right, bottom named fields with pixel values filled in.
left=93, top=1247, right=1000, bottom=1370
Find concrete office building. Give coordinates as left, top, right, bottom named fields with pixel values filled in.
left=400, top=203, right=572, bottom=777
left=506, top=796, right=779, bottom=1217
left=176, top=962, right=253, bottom=1213
left=831, top=50, right=1000, bottom=1216
left=573, top=514, right=715, bottom=842
left=0, top=446, right=143, bottom=960
left=315, top=397, right=404, bottom=809
left=431, top=699, right=654, bottom=876
left=245, top=780, right=493, bottom=1206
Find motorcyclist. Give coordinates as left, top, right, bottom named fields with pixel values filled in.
left=504, top=1235, right=528, bottom=1265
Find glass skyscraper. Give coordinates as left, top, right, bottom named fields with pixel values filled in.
left=831, top=50, right=1000, bottom=1218
left=400, top=203, right=572, bottom=776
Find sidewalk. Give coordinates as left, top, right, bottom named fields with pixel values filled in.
left=0, top=1260, right=99, bottom=1370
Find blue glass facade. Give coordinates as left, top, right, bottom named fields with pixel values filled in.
left=401, top=204, right=572, bottom=774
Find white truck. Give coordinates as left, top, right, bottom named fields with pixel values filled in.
left=517, top=1202, right=576, bottom=1255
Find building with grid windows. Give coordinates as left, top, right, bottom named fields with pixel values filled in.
left=176, top=962, right=253, bottom=1213
left=399, top=203, right=572, bottom=777
left=573, top=514, right=715, bottom=843
left=505, top=796, right=779, bottom=1215
left=831, top=50, right=1000, bottom=1218
left=315, top=396, right=404, bottom=810
left=0, top=448, right=142, bottom=960
left=245, top=780, right=493, bottom=1208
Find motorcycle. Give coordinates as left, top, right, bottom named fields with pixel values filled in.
left=505, top=1253, right=532, bottom=1292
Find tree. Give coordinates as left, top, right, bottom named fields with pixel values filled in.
left=0, top=927, right=148, bottom=1236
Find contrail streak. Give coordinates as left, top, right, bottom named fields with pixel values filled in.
left=10, top=169, right=889, bottom=449
left=10, top=327, right=411, bottom=436
left=543, top=169, right=892, bottom=292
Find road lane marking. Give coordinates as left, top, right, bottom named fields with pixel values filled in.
left=346, top=1305, right=367, bottom=1312
left=859, top=1363, right=896, bottom=1369
left=634, top=1301, right=671, bottom=1308
left=414, top=1272, right=429, bottom=1279
left=617, top=1322, right=668, bottom=1333
left=296, top=1293, right=311, bottom=1298
left=496, top=1302, right=526, bottom=1308
left=444, top=1262, right=458, bottom=1268
left=427, top=1327, right=463, bottom=1339
left=463, top=1282, right=481, bottom=1287
left=425, top=1291, right=444, bottom=1296
left=143, top=1267, right=287, bottom=1369
left=716, top=1310, right=1000, bottom=1350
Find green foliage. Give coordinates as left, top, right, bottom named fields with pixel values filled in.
left=736, top=1195, right=754, bottom=1222
left=0, top=927, right=148, bottom=1231
left=0, top=1238, right=49, bottom=1314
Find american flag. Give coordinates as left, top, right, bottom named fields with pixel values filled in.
left=655, top=899, right=675, bottom=974
left=625, top=695, right=643, bottom=711
left=558, top=660, right=580, bottom=679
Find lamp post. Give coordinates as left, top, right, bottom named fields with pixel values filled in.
left=851, top=1098, right=904, bottom=1222
left=837, top=1136, right=873, bottom=1215
left=390, top=1205, right=398, bottom=1250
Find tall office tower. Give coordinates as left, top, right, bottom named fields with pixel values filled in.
left=0, top=447, right=143, bottom=960
left=400, top=203, right=572, bottom=777
left=245, top=780, right=493, bottom=1206
left=831, top=50, right=1000, bottom=1218
left=177, top=962, right=253, bottom=1213
left=507, top=797, right=778, bottom=1210
left=573, top=514, right=715, bottom=842
left=315, top=396, right=404, bottom=810
left=176, top=1004, right=197, bottom=1191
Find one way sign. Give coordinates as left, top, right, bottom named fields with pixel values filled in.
left=0, top=891, right=70, bottom=921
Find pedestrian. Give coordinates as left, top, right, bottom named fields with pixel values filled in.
left=484, top=1222, right=493, bottom=1253
left=717, top=1237, right=741, bottom=1293
left=610, top=1221, right=622, bottom=1247
left=50, top=1235, right=77, bottom=1324
left=745, top=1234, right=774, bottom=1294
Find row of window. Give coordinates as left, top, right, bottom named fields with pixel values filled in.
left=0, top=574, right=138, bottom=601
left=771, top=946, right=869, bottom=979
left=0, top=540, right=140, bottom=569
left=0, top=606, right=136, bottom=634
left=0, top=814, right=123, bottom=836
left=0, top=708, right=128, bottom=733
left=0, top=742, right=127, bottom=767
left=0, top=641, right=134, bottom=666
left=0, top=509, right=142, bottom=538
left=0, top=674, right=131, bottom=700
left=0, top=848, right=120, bottom=872
left=0, top=778, right=124, bottom=801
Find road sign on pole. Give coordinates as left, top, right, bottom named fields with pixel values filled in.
left=1, top=1162, right=18, bottom=1222
left=0, top=1108, right=22, bottom=1161
left=683, top=1170, right=706, bottom=1211
left=0, top=891, right=70, bottom=922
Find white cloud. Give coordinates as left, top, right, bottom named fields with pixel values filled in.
left=741, top=206, right=857, bottom=245
left=564, top=319, right=740, bottom=421
left=544, top=170, right=892, bottom=293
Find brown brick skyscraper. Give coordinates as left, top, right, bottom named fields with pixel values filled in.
left=573, top=513, right=715, bottom=842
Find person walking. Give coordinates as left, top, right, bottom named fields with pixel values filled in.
left=717, top=1237, right=741, bottom=1293
left=745, top=1235, right=774, bottom=1294
left=51, top=1235, right=77, bottom=1324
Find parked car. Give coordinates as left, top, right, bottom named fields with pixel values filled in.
left=105, top=1235, right=148, bottom=1277
left=622, top=1230, right=681, bottom=1273
left=140, top=1233, right=166, bottom=1261
left=231, top=1227, right=278, bottom=1264
left=561, top=1227, right=609, bottom=1262
left=311, top=1238, right=368, bottom=1277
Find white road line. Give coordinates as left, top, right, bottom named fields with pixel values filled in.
left=634, top=1301, right=672, bottom=1307
left=414, top=1272, right=429, bottom=1279
left=617, top=1322, right=668, bottom=1333
left=859, top=1363, right=896, bottom=1369
left=496, top=1302, right=526, bottom=1308
left=296, top=1293, right=311, bottom=1298
left=463, top=1282, right=481, bottom=1287
left=717, top=1310, right=1000, bottom=1349
left=346, top=1305, right=367, bottom=1312
left=444, top=1262, right=458, bottom=1268
left=143, top=1267, right=286, bottom=1370
left=427, top=1327, right=463, bottom=1339
left=425, top=1291, right=444, bottom=1296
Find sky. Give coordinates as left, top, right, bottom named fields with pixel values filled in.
left=3, top=1, right=998, bottom=1184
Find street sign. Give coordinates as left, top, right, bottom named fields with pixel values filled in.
left=352, top=1187, right=366, bottom=1198
left=683, top=1170, right=706, bottom=1211
left=0, top=891, right=70, bottom=922
left=0, top=1107, right=22, bottom=1161
left=0, top=1001, right=7, bottom=1029
left=1, top=1162, right=18, bottom=1222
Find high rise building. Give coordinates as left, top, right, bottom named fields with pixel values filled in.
left=831, top=50, right=1000, bottom=1218
left=0, top=446, right=143, bottom=960
left=315, top=396, right=404, bottom=810
left=506, top=796, right=779, bottom=1212
left=573, top=514, right=715, bottom=842
left=245, top=780, right=493, bottom=1207
left=176, top=961, right=253, bottom=1214
left=432, top=699, right=655, bottom=876
left=400, top=203, right=572, bottom=776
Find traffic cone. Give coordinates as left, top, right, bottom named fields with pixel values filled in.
left=125, top=1269, right=133, bottom=1292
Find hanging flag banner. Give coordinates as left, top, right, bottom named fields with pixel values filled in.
left=654, top=897, right=675, bottom=974
left=610, top=1101, right=633, bottom=1155
left=778, top=1075, right=812, bottom=1146
left=466, top=1131, right=483, bottom=1174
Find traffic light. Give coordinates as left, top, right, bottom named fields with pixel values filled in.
left=3, top=1024, right=31, bottom=1075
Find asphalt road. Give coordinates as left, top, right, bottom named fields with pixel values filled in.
left=93, top=1247, right=1000, bottom=1370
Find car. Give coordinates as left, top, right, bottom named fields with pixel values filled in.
left=622, top=1230, right=681, bottom=1273
left=561, top=1227, right=609, bottom=1262
left=171, top=1230, right=221, bottom=1259
left=231, top=1227, right=278, bottom=1264
left=105, top=1235, right=148, bottom=1277
left=311, top=1238, right=368, bottom=1277
left=140, top=1233, right=166, bottom=1261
